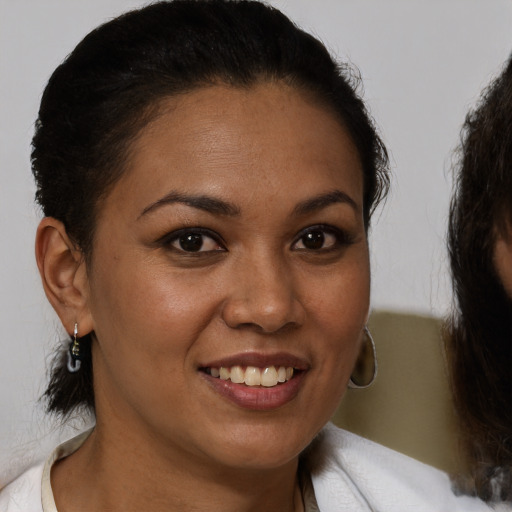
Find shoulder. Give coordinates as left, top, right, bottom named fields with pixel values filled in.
left=0, top=462, right=44, bottom=512
left=0, top=429, right=92, bottom=512
left=307, top=423, right=493, bottom=512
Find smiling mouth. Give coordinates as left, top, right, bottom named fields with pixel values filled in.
left=202, top=365, right=296, bottom=388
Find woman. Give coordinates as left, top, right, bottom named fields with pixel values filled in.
left=447, top=56, right=512, bottom=504
left=0, top=1, right=491, bottom=510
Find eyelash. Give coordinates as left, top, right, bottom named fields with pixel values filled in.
left=292, top=224, right=355, bottom=252
left=158, top=224, right=355, bottom=255
left=159, top=228, right=226, bottom=254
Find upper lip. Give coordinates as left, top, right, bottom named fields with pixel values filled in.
left=199, top=352, right=310, bottom=371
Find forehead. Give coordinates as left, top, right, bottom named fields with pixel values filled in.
left=108, top=82, right=363, bottom=215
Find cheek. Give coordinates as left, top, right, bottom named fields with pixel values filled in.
left=299, top=253, right=370, bottom=384
left=88, top=254, right=221, bottom=368
left=87, top=258, right=225, bottom=420
left=306, top=255, right=370, bottom=333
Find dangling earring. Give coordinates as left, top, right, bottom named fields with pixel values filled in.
left=67, top=322, right=82, bottom=373
left=348, top=326, right=377, bottom=389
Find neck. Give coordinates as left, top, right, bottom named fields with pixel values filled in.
left=51, top=426, right=304, bottom=512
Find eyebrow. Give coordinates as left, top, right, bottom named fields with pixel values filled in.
left=139, top=191, right=241, bottom=218
left=292, top=190, right=359, bottom=216
left=139, top=189, right=358, bottom=219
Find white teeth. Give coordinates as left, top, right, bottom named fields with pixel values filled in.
left=230, top=365, right=244, bottom=384
left=244, top=366, right=261, bottom=386
left=261, top=366, right=278, bottom=387
left=208, top=365, right=295, bottom=387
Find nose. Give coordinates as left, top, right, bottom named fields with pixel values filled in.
left=221, top=257, right=305, bottom=334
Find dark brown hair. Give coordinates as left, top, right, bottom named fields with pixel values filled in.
left=33, top=0, right=389, bottom=418
left=447, top=56, right=512, bottom=502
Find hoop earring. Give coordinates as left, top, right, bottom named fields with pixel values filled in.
left=348, top=326, right=377, bottom=389
left=67, top=322, right=82, bottom=373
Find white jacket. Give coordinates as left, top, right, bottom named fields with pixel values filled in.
left=308, top=423, right=497, bottom=511
left=0, top=423, right=501, bottom=511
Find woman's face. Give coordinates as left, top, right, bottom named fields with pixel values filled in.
left=83, top=83, right=370, bottom=470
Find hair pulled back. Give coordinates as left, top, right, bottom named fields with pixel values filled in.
left=33, top=0, right=389, bottom=418
left=447, top=57, right=512, bottom=501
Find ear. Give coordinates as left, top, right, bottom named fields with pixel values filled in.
left=35, top=217, right=94, bottom=336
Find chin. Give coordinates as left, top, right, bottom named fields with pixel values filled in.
left=206, top=421, right=319, bottom=471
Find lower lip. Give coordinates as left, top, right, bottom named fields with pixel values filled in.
left=201, top=371, right=306, bottom=411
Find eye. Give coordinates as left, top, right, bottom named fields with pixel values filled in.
left=163, top=228, right=225, bottom=253
left=292, top=225, right=351, bottom=251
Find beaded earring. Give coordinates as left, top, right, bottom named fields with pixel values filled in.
left=66, top=322, right=82, bottom=373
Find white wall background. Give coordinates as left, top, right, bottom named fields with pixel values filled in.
left=1, top=0, right=511, bottom=480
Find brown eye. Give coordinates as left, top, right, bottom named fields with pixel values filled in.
left=178, top=233, right=204, bottom=252
left=166, top=229, right=224, bottom=253
left=293, top=227, right=339, bottom=251
left=301, top=230, right=325, bottom=250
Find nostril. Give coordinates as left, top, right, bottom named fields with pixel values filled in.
left=224, top=316, right=302, bottom=335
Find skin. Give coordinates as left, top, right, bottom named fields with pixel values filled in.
left=37, top=82, right=370, bottom=512
left=495, top=221, right=512, bottom=297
